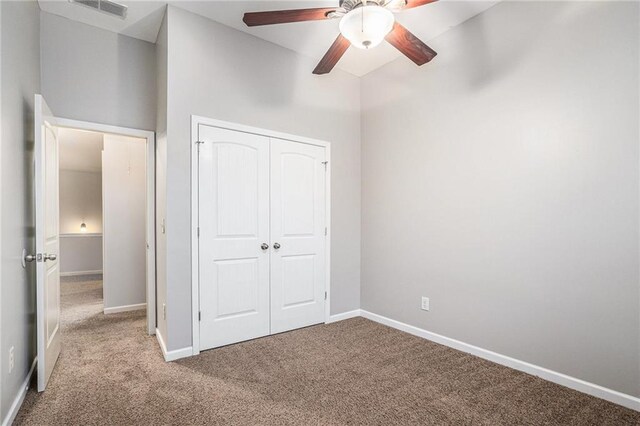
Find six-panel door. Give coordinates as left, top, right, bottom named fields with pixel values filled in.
left=198, top=125, right=327, bottom=351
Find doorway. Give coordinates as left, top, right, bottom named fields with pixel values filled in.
left=55, top=118, right=156, bottom=335
left=57, top=127, right=152, bottom=320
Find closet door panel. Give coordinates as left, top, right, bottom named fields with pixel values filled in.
left=270, top=138, right=326, bottom=334
left=198, top=125, right=270, bottom=350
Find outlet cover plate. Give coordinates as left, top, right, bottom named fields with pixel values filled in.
left=421, top=297, right=430, bottom=311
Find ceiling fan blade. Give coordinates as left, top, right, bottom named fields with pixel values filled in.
left=243, top=8, right=336, bottom=27
left=403, top=0, right=438, bottom=10
left=385, top=23, right=437, bottom=66
left=313, top=34, right=350, bottom=75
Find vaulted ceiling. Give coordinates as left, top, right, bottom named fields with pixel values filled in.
left=38, top=0, right=499, bottom=76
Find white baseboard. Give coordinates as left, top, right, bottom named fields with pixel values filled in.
left=360, top=310, right=640, bottom=412
left=104, top=303, right=146, bottom=314
left=60, top=270, right=102, bottom=277
left=155, top=328, right=193, bottom=362
left=326, top=309, right=362, bottom=324
left=2, top=358, right=36, bottom=426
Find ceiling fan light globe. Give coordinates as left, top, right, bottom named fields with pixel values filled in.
left=339, top=6, right=395, bottom=50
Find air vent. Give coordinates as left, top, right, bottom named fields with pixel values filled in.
left=70, top=0, right=128, bottom=19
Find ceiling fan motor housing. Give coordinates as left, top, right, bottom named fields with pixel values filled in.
left=340, top=0, right=388, bottom=10
left=330, top=0, right=392, bottom=18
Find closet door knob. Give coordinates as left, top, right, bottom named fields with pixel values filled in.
left=273, top=243, right=281, bottom=250
left=261, top=243, right=269, bottom=250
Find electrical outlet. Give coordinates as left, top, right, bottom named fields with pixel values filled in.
left=9, top=346, right=15, bottom=373
left=421, top=297, right=430, bottom=311
left=163, top=303, right=166, bottom=320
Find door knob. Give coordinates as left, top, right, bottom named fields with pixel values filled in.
left=44, top=253, right=57, bottom=261
left=22, top=249, right=36, bottom=268
left=261, top=243, right=269, bottom=250
left=273, top=243, right=281, bottom=250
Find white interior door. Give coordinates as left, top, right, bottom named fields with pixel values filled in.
left=34, top=94, right=61, bottom=391
left=198, top=125, right=270, bottom=350
left=270, top=138, right=326, bottom=334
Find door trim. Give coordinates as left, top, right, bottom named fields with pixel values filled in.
left=190, top=116, right=332, bottom=356
left=54, top=117, right=157, bottom=336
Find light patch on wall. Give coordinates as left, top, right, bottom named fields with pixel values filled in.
left=58, top=127, right=103, bottom=172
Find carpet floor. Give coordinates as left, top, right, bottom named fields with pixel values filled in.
left=15, top=277, right=640, bottom=425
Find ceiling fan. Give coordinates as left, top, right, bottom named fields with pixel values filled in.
left=243, top=0, right=438, bottom=75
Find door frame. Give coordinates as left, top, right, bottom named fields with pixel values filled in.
left=190, top=116, right=332, bottom=356
left=54, top=117, right=157, bottom=335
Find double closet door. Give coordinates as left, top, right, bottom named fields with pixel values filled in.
left=198, top=124, right=327, bottom=351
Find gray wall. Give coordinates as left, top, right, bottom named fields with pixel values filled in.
left=361, top=1, right=640, bottom=397
left=102, top=134, right=147, bottom=310
left=155, top=11, right=168, bottom=343
left=59, top=170, right=102, bottom=234
left=58, top=170, right=103, bottom=275
left=40, top=12, right=157, bottom=131
left=162, top=6, right=361, bottom=350
left=0, top=0, right=40, bottom=421
left=59, top=235, right=102, bottom=275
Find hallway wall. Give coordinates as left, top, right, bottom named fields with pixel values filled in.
left=58, top=170, right=104, bottom=274
left=59, top=170, right=102, bottom=234
left=102, top=134, right=147, bottom=311
left=60, top=235, right=103, bottom=276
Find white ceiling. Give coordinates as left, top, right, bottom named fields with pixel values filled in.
left=58, top=128, right=104, bottom=172
left=175, top=0, right=498, bottom=76
left=38, top=0, right=499, bottom=76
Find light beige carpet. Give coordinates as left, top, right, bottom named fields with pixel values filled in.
left=15, top=277, right=640, bottom=425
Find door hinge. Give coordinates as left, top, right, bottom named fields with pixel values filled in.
left=197, top=227, right=200, bottom=237
left=324, top=291, right=327, bottom=300
left=322, top=161, right=328, bottom=170
left=324, top=227, right=327, bottom=236
left=198, top=311, right=201, bottom=321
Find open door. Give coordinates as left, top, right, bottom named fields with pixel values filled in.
left=34, top=94, right=61, bottom=391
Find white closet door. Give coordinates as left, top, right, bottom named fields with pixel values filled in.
left=270, top=138, right=326, bottom=334
left=198, top=125, right=270, bottom=350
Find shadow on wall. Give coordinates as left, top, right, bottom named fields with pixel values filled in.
left=116, top=34, right=157, bottom=130
left=179, top=11, right=359, bottom=114
left=461, top=1, right=579, bottom=90
left=362, top=1, right=582, bottom=108
left=120, top=4, right=166, bottom=40
left=22, top=97, right=37, bottom=349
